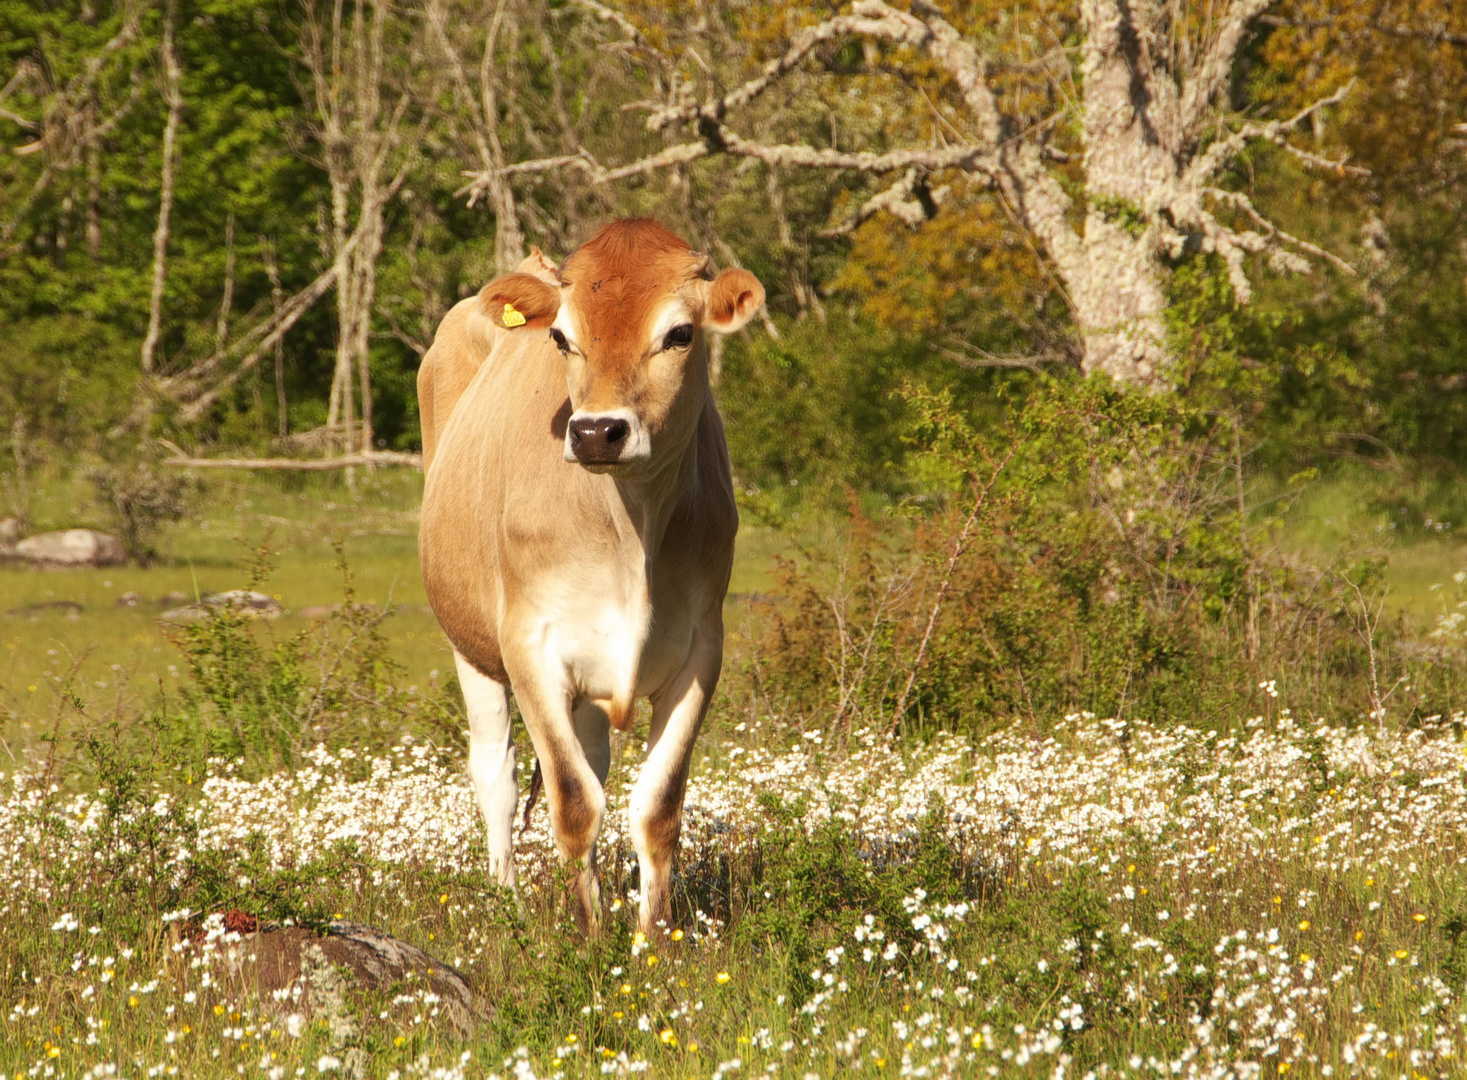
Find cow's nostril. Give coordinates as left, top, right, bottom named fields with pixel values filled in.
left=604, top=419, right=629, bottom=445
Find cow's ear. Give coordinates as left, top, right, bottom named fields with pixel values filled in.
left=479, top=273, right=560, bottom=330
left=704, top=268, right=765, bottom=334
left=516, top=247, right=560, bottom=283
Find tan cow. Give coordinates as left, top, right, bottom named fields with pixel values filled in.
left=418, top=219, right=764, bottom=934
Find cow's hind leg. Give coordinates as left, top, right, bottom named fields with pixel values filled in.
left=455, top=651, right=518, bottom=891
left=630, top=616, right=723, bottom=937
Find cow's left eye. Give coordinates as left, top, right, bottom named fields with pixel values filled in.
left=662, top=324, right=694, bottom=351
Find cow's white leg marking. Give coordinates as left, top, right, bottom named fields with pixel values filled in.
left=455, top=651, right=518, bottom=891
left=504, top=642, right=607, bottom=933
left=630, top=615, right=722, bottom=936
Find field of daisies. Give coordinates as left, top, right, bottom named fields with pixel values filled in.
left=2, top=701, right=1466, bottom=1080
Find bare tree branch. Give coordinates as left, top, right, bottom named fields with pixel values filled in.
left=158, top=441, right=422, bottom=471
left=1201, top=186, right=1357, bottom=276
left=1179, top=0, right=1277, bottom=131
left=1180, top=79, right=1361, bottom=190
left=425, top=0, right=524, bottom=271
left=820, top=167, right=950, bottom=237
left=568, top=0, right=657, bottom=52
left=642, top=12, right=896, bottom=134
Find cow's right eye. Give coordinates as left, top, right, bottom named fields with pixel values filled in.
left=549, top=328, right=570, bottom=353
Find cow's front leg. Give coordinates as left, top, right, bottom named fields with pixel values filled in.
left=455, top=651, right=517, bottom=892
left=630, top=615, right=723, bottom=937
left=504, top=645, right=607, bottom=934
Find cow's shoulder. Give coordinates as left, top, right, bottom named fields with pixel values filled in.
left=419, top=250, right=559, bottom=472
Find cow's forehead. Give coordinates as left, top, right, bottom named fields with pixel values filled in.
left=556, top=220, right=706, bottom=350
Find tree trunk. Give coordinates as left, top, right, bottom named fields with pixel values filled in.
left=1069, top=0, right=1183, bottom=386
left=140, top=0, right=182, bottom=376
left=261, top=236, right=289, bottom=438
left=1070, top=222, right=1172, bottom=387
left=326, top=171, right=356, bottom=453
left=85, top=114, right=101, bottom=259
left=426, top=0, right=524, bottom=273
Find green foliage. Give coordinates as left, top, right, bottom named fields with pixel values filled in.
left=719, top=315, right=1024, bottom=518
left=165, top=542, right=452, bottom=773
left=1090, top=194, right=1148, bottom=237
left=754, top=374, right=1467, bottom=734
left=722, top=794, right=986, bottom=1005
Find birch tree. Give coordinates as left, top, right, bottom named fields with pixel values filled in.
left=138, top=0, right=181, bottom=377
left=480, top=0, right=1362, bottom=390
left=299, top=0, right=428, bottom=455
left=423, top=0, right=524, bottom=274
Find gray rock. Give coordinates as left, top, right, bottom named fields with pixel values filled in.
left=162, top=590, right=283, bottom=622
left=218, top=921, right=479, bottom=1038
left=6, top=600, right=83, bottom=619
left=207, top=589, right=283, bottom=617
left=117, top=591, right=142, bottom=607
left=15, top=529, right=126, bottom=567
left=0, top=517, right=21, bottom=543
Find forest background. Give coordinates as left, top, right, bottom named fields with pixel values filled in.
left=1, top=0, right=1467, bottom=735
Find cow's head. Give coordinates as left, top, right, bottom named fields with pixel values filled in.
left=478, top=219, right=764, bottom=475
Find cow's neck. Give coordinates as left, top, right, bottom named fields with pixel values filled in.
left=609, top=422, right=700, bottom=569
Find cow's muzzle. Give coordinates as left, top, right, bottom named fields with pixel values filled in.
left=564, top=409, right=649, bottom=467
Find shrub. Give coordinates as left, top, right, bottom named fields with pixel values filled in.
left=86, top=455, right=196, bottom=565
left=164, top=542, right=458, bottom=774
left=750, top=376, right=1466, bottom=737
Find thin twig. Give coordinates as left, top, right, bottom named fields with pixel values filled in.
left=889, top=440, right=1024, bottom=734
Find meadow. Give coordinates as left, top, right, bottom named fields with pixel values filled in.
left=0, top=467, right=1465, bottom=1079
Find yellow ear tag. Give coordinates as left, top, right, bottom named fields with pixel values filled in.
left=501, top=302, right=527, bottom=328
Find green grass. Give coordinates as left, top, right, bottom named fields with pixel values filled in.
left=1275, top=465, right=1467, bottom=625
left=1, top=713, right=1464, bottom=1078
left=0, top=469, right=449, bottom=740
left=0, top=468, right=882, bottom=739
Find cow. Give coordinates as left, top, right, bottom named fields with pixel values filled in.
left=417, top=219, right=764, bottom=935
